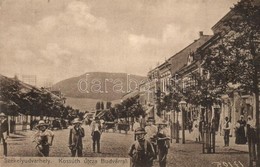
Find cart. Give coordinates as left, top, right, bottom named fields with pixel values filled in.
left=103, top=121, right=116, bottom=132
left=117, top=123, right=130, bottom=134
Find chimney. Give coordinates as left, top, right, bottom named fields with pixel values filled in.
left=199, top=31, right=203, bottom=37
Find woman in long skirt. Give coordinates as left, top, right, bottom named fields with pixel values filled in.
left=235, top=115, right=247, bottom=144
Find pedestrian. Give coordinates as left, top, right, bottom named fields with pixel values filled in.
left=68, top=118, right=85, bottom=157
left=128, top=127, right=155, bottom=167
left=145, top=117, right=158, bottom=159
left=133, top=119, right=141, bottom=140
left=246, top=116, right=257, bottom=162
left=188, top=119, right=193, bottom=133
left=33, top=120, right=54, bottom=157
left=156, top=120, right=170, bottom=167
left=222, top=116, right=231, bottom=147
left=192, top=118, right=200, bottom=142
left=0, top=112, right=9, bottom=157
left=198, top=117, right=204, bottom=141
left=139, top=115, right=146, bottom=129
left=90, top=117, right=102, bottom=153
left=235, top=115, right=247, bottom=144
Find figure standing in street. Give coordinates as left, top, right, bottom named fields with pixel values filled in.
left=145, top=117, right=158, bottom=159
left=90, top=117, right=102, bottom=153
left=0, top=112, right=9, bottom=157
left=235, top=115, right=247, bottom=144
left=128, top=127, right=155, bottom=167
left=223, top=117, right=231, bottom=147
left=198, top=117, right=204, bottom=142
left=133, top=119, right=141, bottom=140
left=33, top=120, right=54, bottom=157
left=192, top=118, right=200, bottom=142
left=246, top=115, right=257, bottom=162
left=156, top=120, right=170, bottom=167
left=68, top=118, right=85, bottom=157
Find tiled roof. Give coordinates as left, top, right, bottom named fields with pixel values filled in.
left=170, top=35, right=213, bottom=75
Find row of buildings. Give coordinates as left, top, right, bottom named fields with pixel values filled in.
left=136, top=1, right=258, bottom=136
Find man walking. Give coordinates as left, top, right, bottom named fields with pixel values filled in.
left=90, top=117, right=102, bottom=153
left=68, top=118, right=85, bottom=157
left=223, top=117, right=231, bottom=147
left=0, top=112, right=9, bottom=157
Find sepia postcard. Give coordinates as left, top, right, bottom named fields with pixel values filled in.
left=0, top=0, right=259, bottom=167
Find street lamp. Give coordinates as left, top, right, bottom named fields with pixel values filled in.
left=179, top=100, right=187, bottom=144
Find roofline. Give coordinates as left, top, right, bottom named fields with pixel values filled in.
left=168, top=35, right=212, bottom=60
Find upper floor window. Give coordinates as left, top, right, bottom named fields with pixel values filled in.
left=187, top=52, right=194, bottom=65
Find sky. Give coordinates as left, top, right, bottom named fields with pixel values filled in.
left=0, top=0, right=239, bottom=86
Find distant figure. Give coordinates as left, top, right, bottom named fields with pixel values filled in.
left=133, top=119, right=141, bottom=140
left=198, top=117, right=204, bottom=141
left=30, top=119, right=38, bottom=130
left=139, top=115, right=146, bottom=129
left=235, top=115, right=247, bottom=144
left=68, top=118, right=85, bottom=157
left=192, top=118, right=200, bottom=142
left=145, top=117, right=158, bottom=159
left=33, top=120, right=54, bottom=157
left=128, top=127, right=155, bottom=167
left=0, top=113, right=9, bottom=157
left=156, top=120, right=170, bottom=167
left=246, top=116, right=256, bottom=162
left=223, top=117, right=231, bottom=147
left=188, top=119, right=193, bottom=133
left=90, top=117, right=102, bottom=153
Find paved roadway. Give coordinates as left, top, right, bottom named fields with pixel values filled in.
left=1, top=125, right=250, bottom=167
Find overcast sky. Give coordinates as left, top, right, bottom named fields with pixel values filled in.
left=0, top=0, right=238, bottom=85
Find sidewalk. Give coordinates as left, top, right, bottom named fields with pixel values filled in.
left=181, top=130, right=248, bottom=153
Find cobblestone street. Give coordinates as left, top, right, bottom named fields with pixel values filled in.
left=1, top=125, right=250, bottom=167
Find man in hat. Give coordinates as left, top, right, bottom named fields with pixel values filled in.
left=128, top=127, right=155, bottom=167
left=223, top=116, right=231, bottom=147
left=33, top=120, right=54, bottom=157
left=90, top=117, right=102, bottom=153
left=0, top=112, right=9, bottom=157
left=133, top=119, right=141, bottom=140
left=156, top=120, right=170, bottom=167
left=145, top=117, right=157, bottom=158
left=69, top=118, right=85, bottom=157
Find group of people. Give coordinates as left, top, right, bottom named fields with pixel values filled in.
left=129, top=117, right=170, bottom=167
left=222, top=115, right=257, bottom=150
left=33, top=116, right=102, bottom=157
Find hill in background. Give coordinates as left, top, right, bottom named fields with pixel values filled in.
left=53, top=72, right=146, bottom=101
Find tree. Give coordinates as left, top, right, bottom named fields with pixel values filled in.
left=106, top=101, right=112, bottom=109
left=201, top=0, right=260, bottom=164
left=96, top=102, right=101, bottom=111
left=100, top=101, right=104, bottom=110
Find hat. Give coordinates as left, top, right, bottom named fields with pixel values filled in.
left=134, top=127, right=147, bottom=134
left=0, top=112, right=7, bottom=117
left=36, top=120, right=49, bottom=128
left=156, top=120, right=168, bottom=125
left=147, top=117, right=155, bottom=122
left=72, top=118, right=82, bottom=124
left=240, top=115, right=244, bottom=119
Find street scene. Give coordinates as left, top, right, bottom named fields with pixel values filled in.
left=3, top=125, right=250, bottom=166
left=0, top=0, right=260, bottom=167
